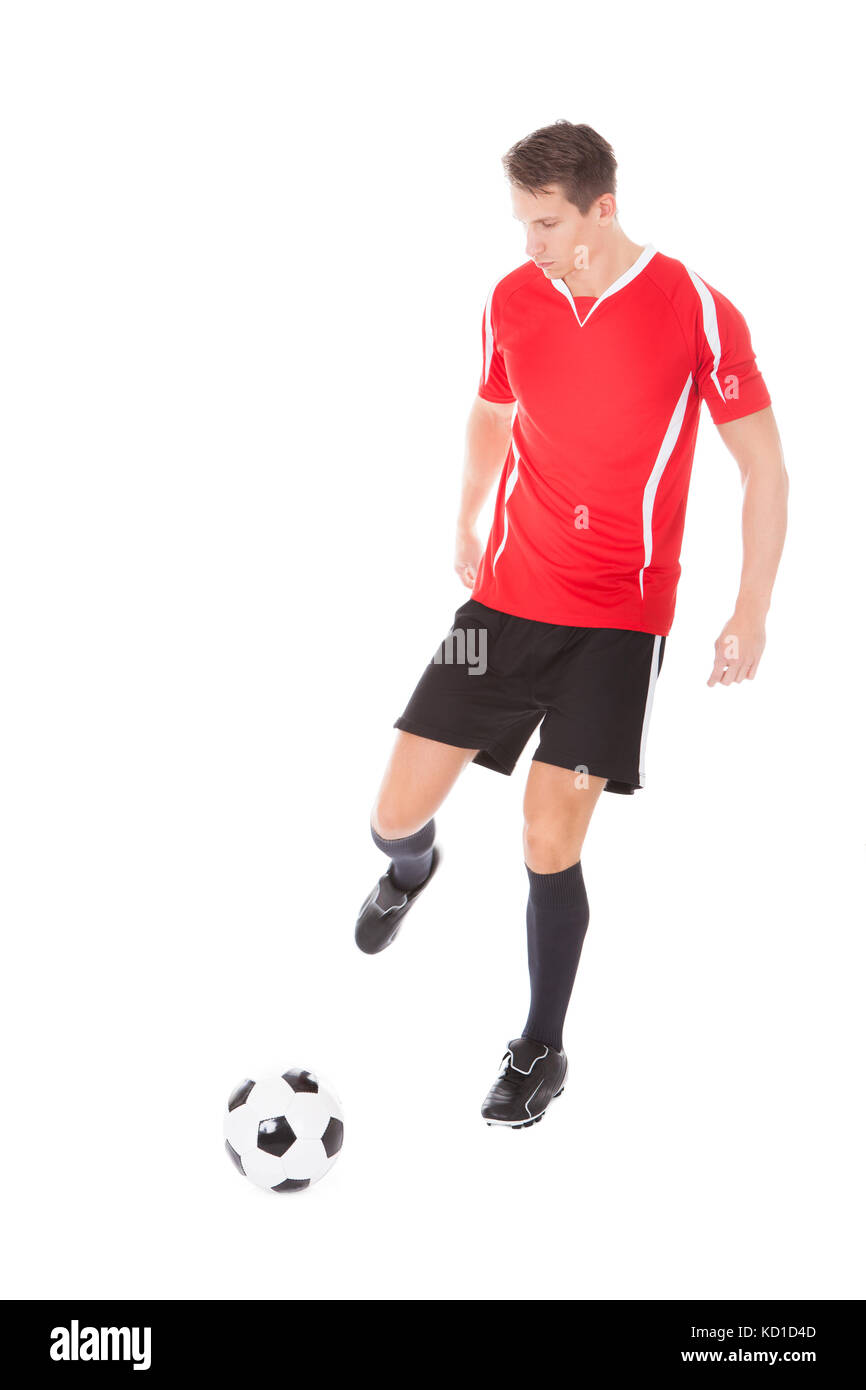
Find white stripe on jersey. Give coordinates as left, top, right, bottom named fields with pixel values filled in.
left=688, top=269, right=726, bottom=404
left=491, top=440, right=522, bottom=575
left=482, top=282, right=497, bottom=386
left=638, top=373, right=693, bottom=599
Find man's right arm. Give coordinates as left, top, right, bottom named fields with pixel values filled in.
left=454, top=397, right=514, bottom=587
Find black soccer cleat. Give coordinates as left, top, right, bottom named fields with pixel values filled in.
left=481, top=1036, right=568, bottom=1129
left=354, top=844, right=442, bottom=955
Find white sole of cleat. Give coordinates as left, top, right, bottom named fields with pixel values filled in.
left=484, top=1083, right=566, bottom=1129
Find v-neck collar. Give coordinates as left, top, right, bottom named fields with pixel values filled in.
left=549, top=243, right=657, bottom=326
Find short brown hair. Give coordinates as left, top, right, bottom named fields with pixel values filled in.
left=502, top=120, right=617, bottom=216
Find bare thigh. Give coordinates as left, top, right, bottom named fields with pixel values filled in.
left=371, top=731, right=480, bottom=839
left=523, top=761, right=607, bottom=872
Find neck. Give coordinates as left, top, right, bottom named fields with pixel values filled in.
left=561, top=231, right=646, bottom=299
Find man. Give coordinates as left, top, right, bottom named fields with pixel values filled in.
left=354, top=120, right=788, bottom=1130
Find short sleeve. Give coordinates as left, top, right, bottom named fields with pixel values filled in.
left=690, top=273, right=771, bottom=425
left=477, top=285, right=516, bottom=404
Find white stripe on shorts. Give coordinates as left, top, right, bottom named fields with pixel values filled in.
left=637, top=634, right=663, bottom=788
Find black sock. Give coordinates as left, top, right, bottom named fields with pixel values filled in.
left=522, top=858, right=590, bottom=1052
left=370, top=816, right=436, bottom=891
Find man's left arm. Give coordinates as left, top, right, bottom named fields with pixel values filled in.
left=708, top=404, right=789, bottom=686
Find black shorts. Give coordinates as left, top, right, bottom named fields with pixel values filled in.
left=394, top=598, right=667, bottom=794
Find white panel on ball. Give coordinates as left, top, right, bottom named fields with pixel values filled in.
left=282, top=1139, right=330, bottom=1183
left=286, top=1093, right=332, bottom=1141
left=239, top=1147, right=286, bottom=1190
left=224, top=1103, right=260, bottom=1155
left=247, top=1077, right=295, bottom=1117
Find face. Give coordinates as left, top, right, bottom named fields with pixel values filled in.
left=510, top=183, right=604, bottom=277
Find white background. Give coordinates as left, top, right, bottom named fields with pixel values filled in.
left=1, top=0, right=863, bottom=1301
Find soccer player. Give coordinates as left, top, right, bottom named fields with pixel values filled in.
left=354, top=120, right=788, bottom=1129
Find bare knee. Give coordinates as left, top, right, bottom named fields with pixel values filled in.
left=523, top=819, right=585, bottom=874
left=371, top=798, right=428, bottom=841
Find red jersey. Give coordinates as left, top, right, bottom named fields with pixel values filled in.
left=474, top=246, right=772, bottom=635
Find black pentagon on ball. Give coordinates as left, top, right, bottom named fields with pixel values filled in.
left=225, top=1139, right=246, bottom=1175
left=282, top=1068, right=318, bottom=1094
left=257, top=1114, right=297, bottom=1158
left=227, top=1078, right=255, bottom=1112
left=321, top=1116, right=343, bottom=1158
left=272, top=1176, right=311, bottom=1192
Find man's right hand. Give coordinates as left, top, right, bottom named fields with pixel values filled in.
left=454, top=526, right=483, bottom=589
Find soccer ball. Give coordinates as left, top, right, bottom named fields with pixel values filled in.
left=224, top=1069, right=344, bottom=1193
